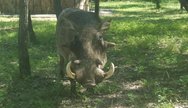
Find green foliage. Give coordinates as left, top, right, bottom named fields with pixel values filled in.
left=136, top=0, right=178, bottom=3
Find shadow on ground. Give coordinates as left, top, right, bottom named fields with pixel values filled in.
left=2, top=74, right=159, bottom=108
left=2, top=76, right=64, bottom=108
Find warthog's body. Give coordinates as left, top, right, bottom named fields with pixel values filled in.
left=56, top=8, right=115, bottom=94
left=179, top=0, right=188, bottom=12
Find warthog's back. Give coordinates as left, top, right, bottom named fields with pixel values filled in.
left=58, top=8, right=101, bottom=30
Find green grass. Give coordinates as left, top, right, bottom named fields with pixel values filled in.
left=1, top=1, right=188, bottom=108
left=103, top=1, right=188, bottom=107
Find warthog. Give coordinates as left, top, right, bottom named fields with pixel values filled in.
left=56, top=8, right=116, bottom=95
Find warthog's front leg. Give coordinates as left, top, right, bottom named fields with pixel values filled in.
left=70, top=79, right=77, bottom=97
left=59, top=55, right=65, bottom=78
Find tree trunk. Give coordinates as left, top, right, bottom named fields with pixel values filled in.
left=53, top=0, right=62, bottom=18
left=95, top=0, right=99, bottom=18
left=28, top=10, right=37, bottom=42
left=60, top=0, right=90, bottom=11
left=79, top=0, right=90, bottom=11
left=155, top=0, right=160, bottom=9
left=18, top=0, right=31, bottom=78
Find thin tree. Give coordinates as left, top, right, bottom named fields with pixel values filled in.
left=53, top=0, right=92, bottom=19
left=28, top=10, right=37, bottom=42
left=53, top=0, right=62, bottom=19
left=95, top=0, right=100, bottom=18
left=155, top=0, right=160, bottom=9
left=18, top=0, right=31, bottom=78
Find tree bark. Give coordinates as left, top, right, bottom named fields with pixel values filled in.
left=155, top=0, right=160, bottom=9
left=28, top=10, right=37, bottom=43
left=79, top=0, right=89, bottom=11
left=18, top=0, right=31, bottom=78
left=59, top=0, right=90, bottom=12
left=53, top=0, right=62, bottom=19
left=95, top=0, right=100, bottom=18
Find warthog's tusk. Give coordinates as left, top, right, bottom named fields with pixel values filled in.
left=66, top=61, right=76, bottom=79
left=104, top=63, right=115, bottom=79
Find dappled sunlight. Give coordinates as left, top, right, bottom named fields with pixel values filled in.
left=105, top=1, right=188, bottom=107
left=0, top=15, right=56, bottom=22
left=123, top=80, right=144, bottom=91
left=161, top=13, right=188, bottom=20
left=157, top=37, right=183, bottom=53
left=0, top=16, right=18, bottom=22
left=0, top=0, right=188, bottom=108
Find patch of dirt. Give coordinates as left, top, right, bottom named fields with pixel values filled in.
left=175, top=101, right=188, bottom=108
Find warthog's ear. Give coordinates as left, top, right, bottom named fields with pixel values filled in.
left=101, top=19, right=112, bottom=31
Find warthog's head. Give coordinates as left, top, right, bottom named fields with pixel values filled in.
left=56, top=8, right=116, bottom=88
left=66, top=25, right=116, bottom=88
